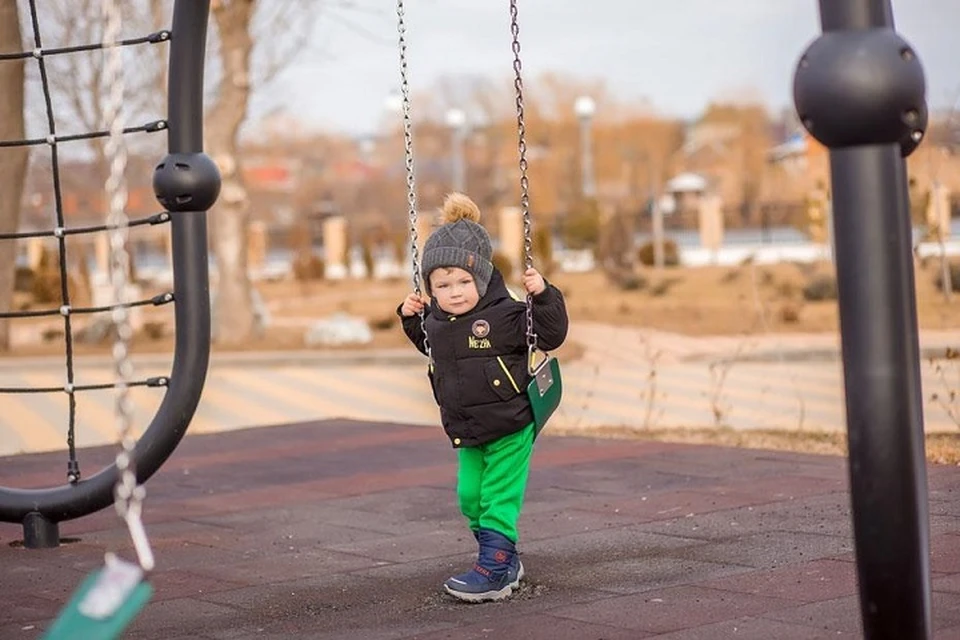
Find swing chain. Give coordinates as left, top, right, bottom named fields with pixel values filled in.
left=102, top=0, right=154, bottom=573
left=396, top=0, right=431, bottom=363
left=510, top=0, right=538, bottom=372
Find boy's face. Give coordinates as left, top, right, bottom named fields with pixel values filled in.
left=429, top=267, right=479, bottom=315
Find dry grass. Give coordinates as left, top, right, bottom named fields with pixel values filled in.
left=551, top=425, right=960, bottom=466
left=549, top=260, right=960, bottom=336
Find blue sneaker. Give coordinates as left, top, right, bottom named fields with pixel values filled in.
left=445, top=529, right=518, bottom=602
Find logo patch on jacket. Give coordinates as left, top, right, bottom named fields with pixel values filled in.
left=468, top=336, right=492, bottom=349
left=471, top=320, right=490, bottom=338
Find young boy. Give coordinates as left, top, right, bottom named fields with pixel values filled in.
left=398, top=192, right=568, bottom=602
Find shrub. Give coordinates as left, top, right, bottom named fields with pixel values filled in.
left=491, top=250, right=513, bottom=278
left=293, top=254, right=324, bottom=281
left=143, top=321, right=167, bottom=339
left=637, top=239, right=679, bottom=267
left=562, top=198, right=601, bottom=250
left=778, top=302, right=801, bottom=324
left=933, top=261, right=960, bottom=293
left=532, top=226, right=555, bottom=277
left=802, top=274, right=838, bottom=301
left=14, top=266, right=34, bottom=293
left=606, top=269, right=646, bottom=292
left=720, top=268, right=741, bottom=284
left=650, top=277, right=682, bottom=297
left=370, top=315, right=397, bottom=331
left=776, top=280, right=798, bottom=298
left=31, top=267, right=64, bottom=304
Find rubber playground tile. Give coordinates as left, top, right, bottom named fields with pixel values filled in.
left=648, top=615, right=849, bottom=639
left=671, top=530, right=853, bottom=570
left=3, top=420, right=960, bottom=639
left=695, top=557, right=857, bottom=603
left=548, top=555, right=753, bottom=596
left=572, top=488, right=772, bottom=523
left=548, top=584, right=797, bottom=634
left=409, top=613, right=647, bottom=640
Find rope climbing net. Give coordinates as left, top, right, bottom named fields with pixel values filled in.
left=0, top=1, right=174, bottom=486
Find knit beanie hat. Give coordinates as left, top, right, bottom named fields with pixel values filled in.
left=421, top=193, right=494, bottom=297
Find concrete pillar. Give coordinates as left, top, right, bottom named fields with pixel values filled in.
left=926, top=183, right=951, bottom=241
left=26, top=237, right=44, bottom=270
left=498, top=206, right=523, bottom=278
left=248, top=220, right=268, bottom=275
left=698, top=194, right=724, bottom=257
left=323, top=215, right=348, bottom=279
left=94, top=233, right=110, bottom=285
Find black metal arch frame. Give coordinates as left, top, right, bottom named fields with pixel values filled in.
left=0, top=0, right=219, bottom=545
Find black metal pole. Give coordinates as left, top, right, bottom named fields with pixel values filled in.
left=0, top=0, right=219, bottom=528
left=794, top=1, right=931, bottom=638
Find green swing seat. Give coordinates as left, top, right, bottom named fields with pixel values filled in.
left=43, top=554, right=153, bottom=640
left=527, top=351, right=562, bottom=436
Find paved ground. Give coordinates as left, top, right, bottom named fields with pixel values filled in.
left=3, top=419, right=960, bottom=639
left=2, top=324, right=960, bottom=457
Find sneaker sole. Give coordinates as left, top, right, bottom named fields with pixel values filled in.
left=443, top=583, right=513, bottom=603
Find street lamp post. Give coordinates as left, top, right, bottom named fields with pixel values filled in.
left=647, top=156, right=666, bottom=270
left=445, top=107, right=467, bottom=193
left=574, top=96, right=596, bottom=199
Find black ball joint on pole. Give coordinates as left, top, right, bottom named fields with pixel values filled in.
left=794, top=28, right=926, bottom=155
left=153, top=153, right=222, bottom=213
left=793, top=2, right=932, bottom=639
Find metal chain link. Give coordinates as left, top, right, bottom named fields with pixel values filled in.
left=102, top=0, right=154, bottom=572
left=396, top=0, right=430, bottom=363
left=510, top=0, right=537, bottom=371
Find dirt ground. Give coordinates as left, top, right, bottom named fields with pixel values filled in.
left=8, top=259, right=960, bottom=356
left=260, top=258, right=960, bottom=341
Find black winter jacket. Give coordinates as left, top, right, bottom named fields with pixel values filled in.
left=399, top=269, right=568, bottom=448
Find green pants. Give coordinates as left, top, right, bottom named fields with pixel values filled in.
left=456, top=423, right=535, bottom=544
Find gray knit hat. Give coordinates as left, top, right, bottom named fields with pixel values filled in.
left=421, top=193, right=494, bottom=297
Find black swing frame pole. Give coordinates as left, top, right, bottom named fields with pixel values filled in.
left=794, top=0, right=931, bottom=637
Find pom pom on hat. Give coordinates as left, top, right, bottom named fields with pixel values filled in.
left=440, top=192, right=481, bottom=224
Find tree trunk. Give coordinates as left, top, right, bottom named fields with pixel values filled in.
left=208, top=0, right=256, bottom=345
left=0, top=1, right=27, bottom=351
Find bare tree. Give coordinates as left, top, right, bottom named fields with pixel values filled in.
left=36, top=1, right=170, bottom=182
left=206, top=0, right=367, bottom=344
left=0, top=0, right=27, bottom=350
left=206, top=0, right=258, bottom=344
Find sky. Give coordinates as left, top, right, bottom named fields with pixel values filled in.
left=251, top=0, right=960, bottom=136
